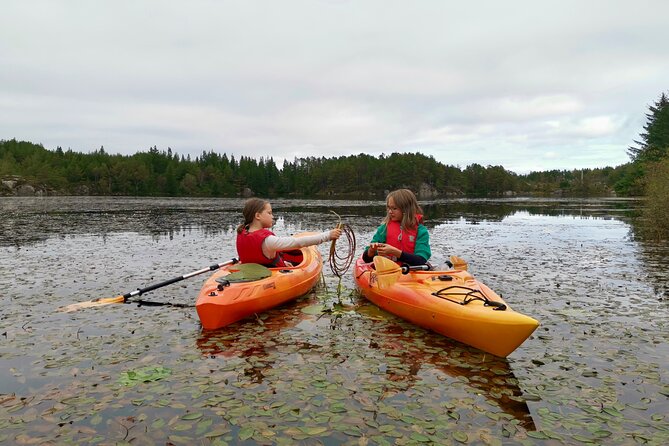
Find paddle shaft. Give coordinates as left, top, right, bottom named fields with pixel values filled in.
left=118, top=258, right=239, bottom=302
left=400, top=264, right=431, bottom=274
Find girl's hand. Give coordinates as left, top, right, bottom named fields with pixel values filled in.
left=374, top=243, right=400, bottom=258
left=329, top=228, right=342, bottom=240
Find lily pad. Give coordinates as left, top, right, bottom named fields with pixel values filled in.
left=300, top=304, right=327, bottom=315
left=118, top=366, right=172, bottom=386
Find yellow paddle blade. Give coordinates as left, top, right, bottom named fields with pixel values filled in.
left=57, top=295, right=125, bottom=313
left=373, top=256, right=401, bottom=289
left=450, top=255, right=468, bottom=271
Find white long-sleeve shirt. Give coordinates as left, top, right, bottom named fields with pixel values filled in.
left=262, top=231, right=332, bottom=259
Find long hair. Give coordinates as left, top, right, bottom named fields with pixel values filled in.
left=383, top=189, right=422, bottom=230
left=236, top=198, right=269, bottom=234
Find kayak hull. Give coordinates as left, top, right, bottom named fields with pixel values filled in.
left=353, top=258, right=539, bottom=357
left=196, top=242, right=322, bottom=330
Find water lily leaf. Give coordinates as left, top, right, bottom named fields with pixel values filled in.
left=527, top=431, right=550, bottom=439
left=196, top=418, right=213, bottom=435
left=452, top=431, right=468, bottom=443
left=118, top=366, right=172, bottom=386
left=301, top=426, right=328, bottom=435
left=602, top=407, right=623, bottom=417
left=90, top=414, right=103, bottom=425
left=173, top=422, right=193, bottom=431
left=205, top=428, right=231, bottom=438
left=572, top=434, right=595, bottom=442
left=329, top=402, right=347, bottom=413
left=343, top=426, right=362, bottom=437
left=401, top=415, right=417, bottom=424
left=301, top=304, right=326, bottom=315
left=168, top=435, right=194, bottom=443
left=182, top=412, right=203, bottom=420
left=545, top=431, right=565, bottom=441
left=410, top=432, right=431, bottom=442
left=238, top=426, right=255, bottom=441
left=593, top=430, right=612, bottom=438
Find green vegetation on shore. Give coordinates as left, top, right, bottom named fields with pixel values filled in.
left=623, top=91, right=669, bottom=239
left=1, top=140, right=624, bottom=198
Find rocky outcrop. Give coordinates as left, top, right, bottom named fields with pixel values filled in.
left=1, top=176, right=49, bottom=196
left=417, top=182, right=439, bottom=200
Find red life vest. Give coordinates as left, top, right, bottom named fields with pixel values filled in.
left=385, top=215, right=423, bottom=258
left=236, top=228, right=286, bottom=267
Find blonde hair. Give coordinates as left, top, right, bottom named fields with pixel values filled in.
left=236, top=198, right=269, bottom=234
left=383, top=189, right=422, bottom=230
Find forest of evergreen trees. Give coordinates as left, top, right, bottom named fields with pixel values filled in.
left=0, top=139, right=627, bottom=198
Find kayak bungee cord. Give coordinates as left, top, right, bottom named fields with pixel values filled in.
left=328, top=211, right=356, bottom=278
left=432, top=285, right=507, bottom=310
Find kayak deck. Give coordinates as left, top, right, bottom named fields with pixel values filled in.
left=196, top=244, right=322, bottom=330
left=354, top=258, right=539, bottom=357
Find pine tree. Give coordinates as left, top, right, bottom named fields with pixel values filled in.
left=628, top=92, right=669, bottom=163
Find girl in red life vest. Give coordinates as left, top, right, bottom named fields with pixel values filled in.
left=362, top=189, right=431, bottom=266
left=236, top=198, right=342, bottom=267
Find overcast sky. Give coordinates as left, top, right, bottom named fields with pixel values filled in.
left=2, top=1, right=668, bottom=173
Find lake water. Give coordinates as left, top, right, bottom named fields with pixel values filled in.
left=1, top=196, right=668, bottom=445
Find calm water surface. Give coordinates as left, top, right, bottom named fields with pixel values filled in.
left=1, top=196, right=668, bottom=445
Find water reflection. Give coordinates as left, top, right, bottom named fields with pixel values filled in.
left=630, top=230, right=669, bottom=300
left=195, top=300, right=312, bottom=383
left=362, top=314, right=536, bottom=430
left=0, top=196, right=643, bottom=248
left=196, top=298, right=536, bottom=430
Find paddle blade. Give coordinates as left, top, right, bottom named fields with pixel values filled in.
left=373, top=256, right=401, bottom=289
left=57, top=295, right=125, bottom=313
left=450, top=255, right=468, bottom=271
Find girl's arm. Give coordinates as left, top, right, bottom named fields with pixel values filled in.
left=262, top=231, right=334, bottom=259
left=362, top=224, right=387, bottom=262
left=413, top=225, right=431, bottom=261
left=398, top=251, right=427, bottom=266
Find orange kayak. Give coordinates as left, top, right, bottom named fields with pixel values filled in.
left=353, top=257, right=539, bottom=357
left=196, top=238, right=322, bottom=330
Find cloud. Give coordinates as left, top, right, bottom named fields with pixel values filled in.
left=1, top=0, right=668, bottom=173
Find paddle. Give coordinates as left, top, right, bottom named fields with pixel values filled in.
left=449, top=255, right=468, bottom=271
left=372, top=256, right=403, bottom=288
left=59, top=258, right=239, bottom=312
left=372, top=255, right=469, bottom=288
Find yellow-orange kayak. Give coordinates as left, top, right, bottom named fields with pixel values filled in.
left=196, top=239, right=322, bottom=330
left=353, top=257, right=539, bottom=357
